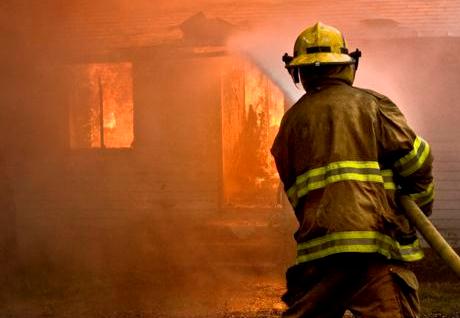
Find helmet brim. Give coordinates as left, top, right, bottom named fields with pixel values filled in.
left=289, top=53, right=354, bottom=67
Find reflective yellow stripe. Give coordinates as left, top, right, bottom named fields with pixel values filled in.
left=394, top=137, right=422, bottom=167
left=297, top=173, right=383, bottom=197
left=384, top=183, right=396, bottom=190
left=381, top=170, right=393, bottom=176
left=419, top=192, right=434, bottom=207
left=408, top=183, right=434, bottom=199
left=296, top=161, right=381, bottom=184
left=409, top=183, right=435, bottom=207
left=394, top=136, right=430, bottom=177
left=382, top=169, right=396, bottom=190
left=298, top=231, right=396, bottom=249
left=286, top=162, right=396, bottom=208
left=296, top=231, right=424, bottom=264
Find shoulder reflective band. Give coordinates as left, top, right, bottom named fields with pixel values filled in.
left=409, top=182, right=435, bottom=207
left=286, top=161, right=395, bottom=208
left=306, top=46, right=349, bottom=54
left=296, top=231, right=424, bottom=264
left=393, top=136, right=430, bottom=177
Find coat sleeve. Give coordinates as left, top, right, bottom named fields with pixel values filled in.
left=271, top=115, right=295, bottom=191
left=376, top=95, right=434, bottom=216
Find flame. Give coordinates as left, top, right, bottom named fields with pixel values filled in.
left=87, top=63, right=134, bottom=148
left=222, top=57, right=284, bottom=207
left=69, top=62, right=134, bottom=149
left=104, top=112, right=117, bottom=129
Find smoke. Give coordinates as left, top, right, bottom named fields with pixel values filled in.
left=2, top=1, right=460, bottom=317
left=227, top=24, right=304, bottom=104
left=225, top=21, right=425, bottom=121
left=226, top=21, right=448, bottom=134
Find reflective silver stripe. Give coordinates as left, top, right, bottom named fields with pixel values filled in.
left=296, top=231, right=424, bottom=264
left=394, top=136, right=430, bottom=177
left=286, top=161, right=396, bottom=208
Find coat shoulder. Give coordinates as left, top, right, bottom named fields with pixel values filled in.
left=353, top=87, right=389, bottom=101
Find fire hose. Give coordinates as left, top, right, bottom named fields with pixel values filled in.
left=400, top=196, right=460, bottom=278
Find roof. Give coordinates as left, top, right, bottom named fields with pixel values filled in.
left=6, top=0, right=460, bottom=56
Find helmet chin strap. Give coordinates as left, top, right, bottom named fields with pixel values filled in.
left=349, top=49, right=362, bottom=70
left=282, top=53, right=300, bottom=84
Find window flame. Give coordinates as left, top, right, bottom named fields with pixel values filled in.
left=69, top=63, right=134, bottom=149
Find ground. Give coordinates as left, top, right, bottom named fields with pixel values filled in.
left=1, top=249, right=459, bottom=318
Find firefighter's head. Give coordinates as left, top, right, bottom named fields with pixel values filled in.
left=282, top=22, right=361, bottom=91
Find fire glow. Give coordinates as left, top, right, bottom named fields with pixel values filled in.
left=222, top=58, right=285, bottom=207
left=69, top=63, right=134, bottom=149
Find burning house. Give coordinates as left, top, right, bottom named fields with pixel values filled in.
left=1, top=6, right=295, bottom=281
left=64, top=12, right=285, bottom=210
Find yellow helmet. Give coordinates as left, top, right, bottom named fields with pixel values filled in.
left=282, top=22, right=361, bottom=83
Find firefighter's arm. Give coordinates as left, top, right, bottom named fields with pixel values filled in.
left=393, top=137, right=434, bottom=216
left=271, top=115, right=294, bottom=190
left=376, top=96, right=434, bottom=216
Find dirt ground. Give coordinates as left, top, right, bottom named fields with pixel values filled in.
left=1, top=249, right=459, bottom=318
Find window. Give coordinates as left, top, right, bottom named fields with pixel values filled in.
left=69, top=62, right=134, bottom=149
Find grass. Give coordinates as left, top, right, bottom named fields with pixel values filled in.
left=409, top=249, right=460, bottom=316
left=420, top=281, right=460, bottom=315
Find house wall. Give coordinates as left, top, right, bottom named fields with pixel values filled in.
left=356, top=37, right=460, bottom=245
left=133, top=54, right=223, bottom=210
left=0, top=50, right=228, bottom=273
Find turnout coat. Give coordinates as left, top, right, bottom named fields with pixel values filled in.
left=271, top=78, right=434, bottom=265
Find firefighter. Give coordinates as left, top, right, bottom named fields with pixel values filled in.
left=271, top=22, right=434, bottom=318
